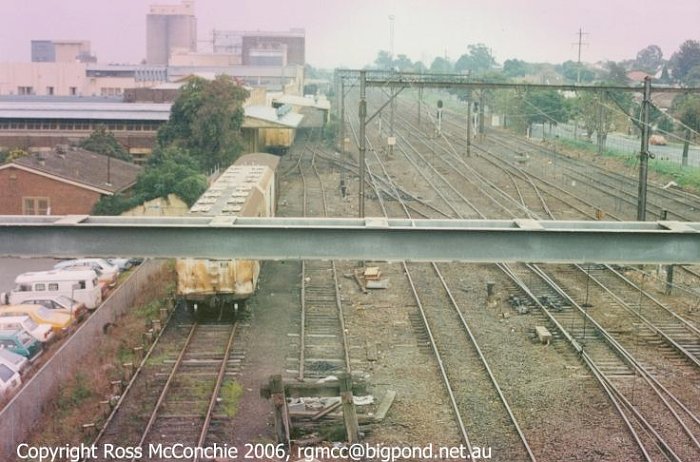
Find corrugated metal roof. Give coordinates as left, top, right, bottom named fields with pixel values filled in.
left=273, top=94, right=331, bottom=110
left=243, top=105, right=303, bottom=128
left=0, top=101, right=171, bottom=121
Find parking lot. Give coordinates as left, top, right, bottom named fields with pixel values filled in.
left=0, top=257, right=61, bottom=293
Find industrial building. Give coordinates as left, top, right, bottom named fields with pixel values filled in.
left=0, top=98, right=170, bottom=162
left=146, top=0, right=197, bottom=65
left=31, top=40, right=96, bottom=64
left=213, top=28, right=306, bottom=66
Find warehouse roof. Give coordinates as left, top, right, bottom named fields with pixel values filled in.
left=0, top=100, right=171, bottom=121
left=243, top=105, right=303, bottom=128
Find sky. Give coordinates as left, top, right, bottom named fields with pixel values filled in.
left=0, top=0, right=698, bottom=69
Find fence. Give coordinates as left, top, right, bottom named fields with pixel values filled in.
left=0, top=259, right=167, bottom=460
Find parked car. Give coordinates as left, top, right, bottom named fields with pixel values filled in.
left=0, top=348, right=30, bottom=373
left=0, top=305, right=73, bottom=333
left=106, top=258, right=141, bottom=272
left=0, top=363, right=21, bottom=397
left=54, top=259, right=119, bottom=285
left=1, top=269, right=102, bottom=310
left=0, top=329, right=42, bottom=359
left=0, top=316, right=54, bottom=343
left=21, top=295, right=87, bottom=321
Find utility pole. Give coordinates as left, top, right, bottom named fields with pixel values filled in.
left=389, top=15, right=395, bottom=61
left=418, top=86, right=422, bottom=126
left=596, top=90, right=605, bottom=155
left=573, top=28, right=588, bottom=84
left=359, top=71, right=367, bottom=218
left=340, top=79, right=346, bottom=154
left=466, top=100, right=472, bottom=156
left=478, top=91, right=485, bottom=141
left=637, top=76, right=652, bottom=221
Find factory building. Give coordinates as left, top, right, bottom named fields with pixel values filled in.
left=146, top=0, right=197, bottom=65
left=31, top=40, right=96, bottom=64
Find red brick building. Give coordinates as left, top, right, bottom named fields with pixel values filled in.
left=0, top=147, right=140, bottom=215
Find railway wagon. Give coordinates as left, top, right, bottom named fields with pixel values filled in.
left=176, top=153, right=280, bottom=312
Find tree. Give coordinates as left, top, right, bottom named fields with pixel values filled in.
left=429, top=56, right=453, bottom=74
left=685, top=65, right=700, bottom=86
left=394, top=54, right=413, bottom=72
left=374, top=50, right=394, bottom=70
left=92, top=146, right=208, bottom=215
left=670, top=40, right=700, bottom=84
left=521, top=90, right=569, bottom=133
left=157, top=75, right=248, bottom=171
left=454, top=43, right=496, bottom=75
left=558, top=60, right=595, bottom=83
left=673, top=94, right=700, bottom=165
left=604, top=61, right=630, bottom=85
left=502, top=59, right=529, bottom=78
left=634, top=44, right=664, bottom=73
left=79, top=125, right=131, bottom=161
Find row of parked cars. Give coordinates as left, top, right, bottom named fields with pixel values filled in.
left=0, top=258, right=140, bottom=398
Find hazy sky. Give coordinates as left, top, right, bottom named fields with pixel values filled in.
left=0, top=0, right=698, bottom=68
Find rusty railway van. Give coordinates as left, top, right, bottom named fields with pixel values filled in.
left=176, top=153, right=279, bottom=312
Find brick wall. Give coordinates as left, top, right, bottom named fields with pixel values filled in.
left=0, top=166, right=102, bottom=215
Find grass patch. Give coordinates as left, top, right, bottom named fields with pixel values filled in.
left=134, top=299, right=162, bottom=319
left=555, top=137, right=700, bottom=192
left=55, top=374, right=94, bottom=416
left=219, top=379, right=244, bottom=417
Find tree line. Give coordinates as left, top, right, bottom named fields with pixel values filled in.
left=370, top=40, right=700, bottom=149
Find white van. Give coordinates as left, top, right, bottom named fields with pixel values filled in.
left=1, top=270, right=102, bottom=310
left=54, top=259, right=119, bottom=285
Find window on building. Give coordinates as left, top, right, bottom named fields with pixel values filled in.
left=22, top=197, right=50, bottom=215
left=46, top=86, right=54, bottom=95
left=18, top=86, right=34, bottom=95
left=69, top=87, right=77, bottom=96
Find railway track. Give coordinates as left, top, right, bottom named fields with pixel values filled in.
left=479, top=126, right=700, bottom=221
left=348, top=110, right=537, bottom=460
left=343, top=87, right=700, bottom=458
left=85, top=301, right=244, bottom=462
left=132, top=322, right=239, bottom=462
left=290, top=147, right=350, bottom=381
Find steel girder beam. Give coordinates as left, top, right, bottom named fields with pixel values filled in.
left=335, top=68, right=700, bottom=94
left=0, top=216, right=698, bottom=264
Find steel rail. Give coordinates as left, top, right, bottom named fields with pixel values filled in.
left=298, top=147, right=308, bottom=381
left=309, top=147, right=352, bottom=374
left=422, top=104, right=618, bottom=220
left=576, top=264, right=700, bottom=369
left=194, top=322, right=239, bottom=462
left=431, top=261, right=537, bottom=461
left=402, top=262, right=472, bottom=451
left=84, top=304, right=179, bottom=457
left=359, top=110, right=536, bottom=461
left=490, top=131, right=700, bottom=218
left=605, top=265, right=700, bottom=337
left=130, top=322, right=198, bottom=462
left=497, top=263, right=654, bottom=461
left=381, top=91, right=657, bottom=460
left=529, top=264, right=700, bottom=450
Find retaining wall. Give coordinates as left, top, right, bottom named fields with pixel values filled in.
left=0, top=259, right=168, bottom=460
